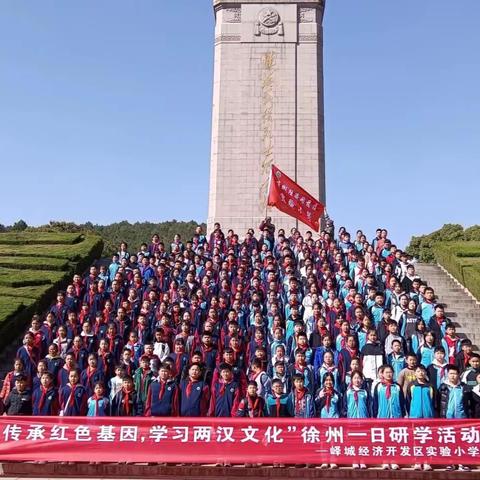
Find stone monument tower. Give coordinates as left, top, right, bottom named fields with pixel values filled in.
left=207, top=0, right=326, bottom=235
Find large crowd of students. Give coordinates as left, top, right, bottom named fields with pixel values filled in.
left=1, top=220, right=479, bottom=470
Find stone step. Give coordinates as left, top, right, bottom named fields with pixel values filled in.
left=415, top=262, right=480, bottom=349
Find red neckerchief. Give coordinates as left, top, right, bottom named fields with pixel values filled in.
left=24, top=345, right=34, bottom=360
left=274, top=394, right=282, bottom=416
left=350, top=385, right=359, bottom=404
left=174, top=353, right=183, bottom=375
left=107, top=335, right=115, bottom=352
left=247, top=394, right=260, bottom=415
left=38, top=386, right=49, bottom=411
left=92, top=393, right=102, bottom=415
left=67, top=384, right=77, bottom=408
left=86, top=367, right=97, bottom=386
left=219, top=380, right=229, bottom=396
left=324, top=387, right=333, bottom=411
left=294, top=362, right=306, bottom=373
left=319, top=326, right=329, bottom=336
left=382, top=380, right=393, bottom=399
left=123, top=387, right=132, bottom=415
left=103, top=308, right=112, bottom=323
left=346, top=346, right=358, bottom=357
left=295, top=388, right=306, bottom=414
left=186, top=379, right=196, bottom=397
left=155, top=379, right=166, bottom=400
left=99, top=351, right=108, bottom=374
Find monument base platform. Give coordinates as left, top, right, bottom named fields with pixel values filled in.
left=0, top=462, right=476, bottom=479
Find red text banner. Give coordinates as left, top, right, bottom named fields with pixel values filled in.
left=0, top=418, right=480, bottom=465
left=267, top=164, right=325, bottom=231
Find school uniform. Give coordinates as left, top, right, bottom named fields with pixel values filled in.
left=427, top=362, right=448, bottom=391
left=87, top=395, right=110, bottom=416
left=235, top=395, right=265, bottom=417
left=111, top=388, right=143, bottom=416
left=16, top=345, right=38, bottom=379
left=67, top=346, right=89, bottom=371
left=289, top=364, right=315, bottom=394
left=387, top=353, right=406, bottom=382
left=145, top=379, right=178, bottom=416
left=373, top=381, right=405, bottom=418
left=178, top=379, right=210, bottom=417
left=344, top=386, right=371, bottom=418
left=290, top=389, right=315, bottom=418
left=208, top=380, right=241, bottom=417
left=32, top=386, right=60, bottom=415
left=80, top=367, right=105, bottom=397
left=407, top=381, right=435, bottom=418
left=265, top=392, right=294, bottom=417
left=315, top=388, right=341, bottom=418
left=438, top=382, right=467, bottom=418
left=46, top=356, right=64, bottom=382
left=59, top=383, right=88, bottom=416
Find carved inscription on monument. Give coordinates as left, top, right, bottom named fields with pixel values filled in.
left=299, top=7, right=316, bottom=23
left=223, top=8, right=241, bottom=23
left=259, top=51, right=276, bottom=205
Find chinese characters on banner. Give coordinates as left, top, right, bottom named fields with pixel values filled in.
left=267, top=164, right=325, bottom=231
left=1, top=418, right=480, bottom=465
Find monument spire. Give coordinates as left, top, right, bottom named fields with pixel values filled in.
left=208, top=0, right=326, bottom=234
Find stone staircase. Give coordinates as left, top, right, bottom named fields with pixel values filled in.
left=415, top=263, right=480, bottom=348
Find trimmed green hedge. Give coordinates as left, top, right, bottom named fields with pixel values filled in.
left=0, top=296, right=36, bottom=324
left=432, top=242, right=480, bottom=300
left=0, top=233, right=103, bottom=349
left=0, top=256, right=71, bottom=271
left=0, top=235, right=101, bottom=260
left=0, top=285, right=53, bottom=300
left=0, top=268, right=65, bottom=287
left=0, top=232, right=82, bottom=245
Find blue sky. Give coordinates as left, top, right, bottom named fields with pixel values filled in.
left=0, top=0, right=479, bottom=248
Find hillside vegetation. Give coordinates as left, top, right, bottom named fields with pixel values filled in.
left=407, top=224, right=480, bottom=300
left=0, top=219, right=204, bottom=256
left=0, top=232, right=103, bottom=349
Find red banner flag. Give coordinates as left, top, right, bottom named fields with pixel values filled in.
left=0, top=417, right=479, bottom=465
left=267, top=164, right=325, bottom=231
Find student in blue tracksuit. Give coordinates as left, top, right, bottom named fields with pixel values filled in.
left=387, top=340, right=406, bottom=382
left=438, top=366, right=470, bottom=472
left=315, top=372, right=341, bottom=470
left=290, top=374, right=314, bottom=418
left=87, top=382, right=110, bottom=416
left=265, top=379, right=293, bottom=417
left=344, top=371, right=370, bottom=469
left=315, top=372, right=341, bottom=418
left=344, top=371, right=371, bottom=419
left=372, top=365, right=404, bottom=471
left=373, top=365, right=405, bottom=418
left=407, top=366, right=434, bottom=419
left=427, top=347, right=448, bottom=391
